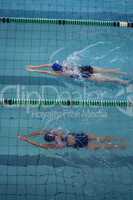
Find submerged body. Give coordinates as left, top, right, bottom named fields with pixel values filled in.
left=27, top=62, right=128, bottom=85
left=18, top=129, right=127, bottom=150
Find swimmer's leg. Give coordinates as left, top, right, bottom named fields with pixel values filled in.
left=88, top=134, right=127, bottom=143
left=87, top=143, right=127, bottom=150
left=90, top=74, right=129, bottom=85
left=92, top=66, right=127, bottom=75
left=88, top=134, right=115, bottom=142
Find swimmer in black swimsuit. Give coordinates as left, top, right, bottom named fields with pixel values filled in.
left=27, top=62, right=128, bottom=85
left=17, top=129, right=127, bottom=150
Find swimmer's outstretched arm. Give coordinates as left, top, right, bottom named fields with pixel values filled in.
left=18, top=130, right=48, bottom=138
left=23, top=138, right=58, bottom=149
left=27, top=64, right=52, bottom=69
left=17, top=135, right=64, bottom=149
left=17, top=129, right=65, bottom=139
left=26, top=68, right=62, bottom=76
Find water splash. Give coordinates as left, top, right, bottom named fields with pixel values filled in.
left=49, top=42, right=121, bottom=70
left=94, top=46, right=120, bottom=61
left=63, top=41, right=104, bottom=67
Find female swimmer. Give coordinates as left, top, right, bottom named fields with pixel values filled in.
left=27, top=63, right=128, bottom=85
left=17, top=129, right=127, bottom=150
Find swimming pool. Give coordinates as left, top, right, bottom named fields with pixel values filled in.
left=0, top=1, right=133, bottom=200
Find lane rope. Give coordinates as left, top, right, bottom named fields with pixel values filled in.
left=0, top=17, right=133, bottom=28
left=0, top=98, right=132, bottom=107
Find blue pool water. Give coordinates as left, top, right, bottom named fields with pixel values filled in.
left=1, top=1, right=133, bottom=200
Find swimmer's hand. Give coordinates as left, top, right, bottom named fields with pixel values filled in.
left=26, top=67, right=36, bottom=72
left=17, top=134, right=28, bottom=142
left=26, top=65, right=33, bottom=71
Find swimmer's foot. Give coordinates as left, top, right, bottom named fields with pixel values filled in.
left=119, top=80, right=129, bottom=85
left=102, top=143, right=128, bottom=150
left=98, top=136, right=114, bottom=143
left=115, top=68, right=127, bottom=75
left=26, top=65, right=33, bottom=71
left=26, top=65, right=38, bottom=71
left=119, top=72, right=128, bottom=76
left=114, top=143, right=128, bottom=149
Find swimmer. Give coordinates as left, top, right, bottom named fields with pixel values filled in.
left=17, top=129, right=127, bottom=150
left=26, top=63, right=128, bottom=85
